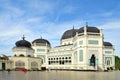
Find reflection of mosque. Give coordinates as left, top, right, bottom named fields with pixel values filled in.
left=0, top=25, right=115, bottom=71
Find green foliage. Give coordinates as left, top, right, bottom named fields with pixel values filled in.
left=115, top=56, right=120, bottom=70
left=110, top=67, right=113, bottom=70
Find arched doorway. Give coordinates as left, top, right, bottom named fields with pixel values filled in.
left=107, top=60, right=110, bottom=65
left=90, top=54, right=96, bottom=66
left=2, top=63, right=6, bottom=70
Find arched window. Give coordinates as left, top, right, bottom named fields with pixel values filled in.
left=27, top=55, right=31, bottom=57
left=48, top=58, right=50, bottom=60
left=31, top=61, right=38, bottom=68
left=51, top=58, right=53, bottom=60
left=14, top=54, right=17, bottom=57
left=15, top=61, right=25, bottom=67
left=107, top=60, right=110, bottom=65
left=69, top=57, right=71, bottom=59
left=19, top=54, right=24, bottom=57
left=65, top=57, right=67, bottom=59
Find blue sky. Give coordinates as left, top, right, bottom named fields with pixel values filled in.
left=0, top=0, right=120, bottom=56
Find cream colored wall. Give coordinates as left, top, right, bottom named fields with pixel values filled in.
left=0, top=60, right=13, bottom=70
left=32, top=45, right=51, bottom=65
left=103, top=48, right=115, bottom=68
left=61, top=38, right=73, bottom=45
left=32, top=46, right=50, bottom=53
left=10, top=57, right=42, bottom=70
left=12, top=47, right=34, bottom=57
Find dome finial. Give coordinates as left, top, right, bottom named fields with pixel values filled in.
left=22, top=35, right=25, bottom=40
left=86, top=22, right=88, bottom=27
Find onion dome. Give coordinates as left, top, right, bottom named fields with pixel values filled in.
left=32, top=37, right=51, bottom=46
left=103, top=42, right=113, bottom=47
left=78, top=26, right=100, bottom=33
left=15, top=36, right=31, bottom=48
left=61, top=27, right=78, bottom=40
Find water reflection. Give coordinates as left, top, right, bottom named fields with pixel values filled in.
left=0, top=70, right=119, bottom=80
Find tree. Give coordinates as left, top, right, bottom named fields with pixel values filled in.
left=115, top=56, right=120, bottom=70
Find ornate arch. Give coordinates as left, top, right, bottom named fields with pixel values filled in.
left=19, top=54, right=25, bottom=57
left=31, top=61, right=38, bottom=68
left=27, top=55, right=31, bottom=57
left=14, top=54, right=17, bottom=57
left=107, top=60, right=110, bottom=65
left=15, top=61, right=25, bottom=67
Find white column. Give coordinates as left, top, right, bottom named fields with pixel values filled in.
left=84, top=27, right=87, bottom=35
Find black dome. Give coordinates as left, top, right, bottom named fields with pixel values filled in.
left=103, top=42, right=113, bottom=46
left=61, top=28, right=78, bottom=40
left=15, top=37, right=31, bottom=48
left=32, top=38, right=50, bottom=45
left=78, top=26, right=100, bottom=33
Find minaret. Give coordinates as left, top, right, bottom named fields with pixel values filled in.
left=73, top=25, right=74, bottom=30
left=72, top=25, right=75, bottom=37
left=86, top=22, right=88, bottom=27
left=84, top=22, right=88, bottom=35
left=100, top=28, right=103, bottom=36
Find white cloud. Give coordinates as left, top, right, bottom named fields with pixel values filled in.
left=5, top=6, right=25, bottom=17
left=0, top=24, right=31, bottom=37
left=100, top=21, right=120, bottom=29
left=63, top=5, right=75, bottom=14
left=25, top=17, right=42, bottom=23
left=24, top=0, right=55, bottom=15
left=101, top=12, right=113, bottom=17
left=99, top=21, right=120, bottom=56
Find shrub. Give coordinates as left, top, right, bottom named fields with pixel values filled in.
left=110, top=67, right=113, bottom=70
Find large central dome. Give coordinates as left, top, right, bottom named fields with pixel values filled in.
left=61, top=28, right=78, bottom=40
left=78, top=26, right=100, bottom=33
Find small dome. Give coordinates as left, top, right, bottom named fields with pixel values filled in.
left=78, top=26, right=100, bottom=33
left=103, top=42, right=113, bottom=46
left=61, top=28, right=78, bottom=40
left=32, top=38, right=51, bottom=46
left=15, top=36, right=31, bottom=48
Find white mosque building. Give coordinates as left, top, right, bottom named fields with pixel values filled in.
left=0, top=25, right=115, bottom=71
left=32, top=25, right=115, bottom=71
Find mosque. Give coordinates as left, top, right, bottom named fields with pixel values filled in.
left=0, top=25, right=115, bottom=71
